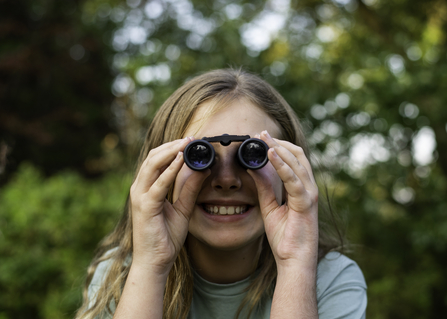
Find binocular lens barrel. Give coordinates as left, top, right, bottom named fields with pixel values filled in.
left=184, top=138, right=269, bottom=171
left=238, top=139, right=269, bottom=169
left=184, top=140, right=215, bottom=170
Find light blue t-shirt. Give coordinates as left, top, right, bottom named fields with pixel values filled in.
left=88, top=251, right=367, bottom=318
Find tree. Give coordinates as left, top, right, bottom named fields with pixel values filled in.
left=0, top=0, right=117, bottom=183
left=1, top=0, right=446, bottom=317
left=95, top=0, right=447, bottom=317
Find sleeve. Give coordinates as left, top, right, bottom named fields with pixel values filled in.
left=316, top=252, right=367, bottom=319
left=86, top=252, right=117, bottom=319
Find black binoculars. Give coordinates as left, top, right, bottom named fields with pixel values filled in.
left=184, top=134, right=269, bottom=171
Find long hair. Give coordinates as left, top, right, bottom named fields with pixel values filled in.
left=75, top=68, right=345, bottom=319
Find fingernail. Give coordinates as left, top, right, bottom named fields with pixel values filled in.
left=176, top=151, right=183, bottom=161
left=271, top=148, right=278, bottom=157
left=263, top=130, right=271, bottom=138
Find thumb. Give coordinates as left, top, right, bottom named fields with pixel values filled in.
left=173, top=169, right=210, bottom=219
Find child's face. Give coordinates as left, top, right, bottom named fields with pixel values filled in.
left=173, top=98, right=283, bottom=252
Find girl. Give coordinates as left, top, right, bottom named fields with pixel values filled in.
left=76, top=68, right=367, bottom=319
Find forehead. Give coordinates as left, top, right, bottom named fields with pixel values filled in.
left=184, top=98, right=282, bottom=139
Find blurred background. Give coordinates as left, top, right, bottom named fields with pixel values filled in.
left=1, top=0, right=446, bottom=318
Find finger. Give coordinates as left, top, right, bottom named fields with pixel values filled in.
left=273, top=139, right=316, bottom=184
left=267, top=147, right=307, bottom=199
left=271, top=141, right=315, bottom=189
left=143, top=136, right=195, bottom=162
left=268, top=147, right=319, bottom=213
left=260, top=131, right=315, bottom=190
left=134, top=137, right=192, bottom=193
left=173, top=169, right=211, bottom=220
left=146, top=151, right=186, bottom=204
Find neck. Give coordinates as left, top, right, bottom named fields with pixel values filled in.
left=187, top=234, right=264, bottom=284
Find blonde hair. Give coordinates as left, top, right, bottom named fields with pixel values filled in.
left=76, top=68, right=345, bottom=319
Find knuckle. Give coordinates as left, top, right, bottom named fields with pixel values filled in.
left=146, top=188, right=160, bottom=203
left=168, top=160, right=178, bottom=171
left=290, top=173, right=299, bottom=184
left=295, top=146, right=304, bottom=156
left=276, top=159, right=287, bottom=171
left=287, top=177, right=303, bottom=192
left=153, top=177, right=166, bottom=190
left=295, top=182, right=305, bottom=193
left=297, top=163, right=307, bottom=173
left=130, top=194, right=142, bottom=210
left=309, top=190, right=319, bottom=203
left=130, top=182, right=139, bottom=195
left=148, top=149, right=156, bottom=158
left=141, top=157, right=151, bottom=169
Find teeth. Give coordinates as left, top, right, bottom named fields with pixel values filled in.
left=203, top=205, right=248, bottom=215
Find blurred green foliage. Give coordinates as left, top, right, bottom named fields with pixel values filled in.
left=0, top=164, right=131, bottom=319
left=1, top=0, right=447, bottom=318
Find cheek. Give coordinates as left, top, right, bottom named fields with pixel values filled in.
left=173, top=164, right=194, bottom=202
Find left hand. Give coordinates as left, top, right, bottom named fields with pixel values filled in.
left=248, top=130, right=319, bottom=270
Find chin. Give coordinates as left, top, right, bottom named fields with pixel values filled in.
left=188, top=231, right=265, bottom=252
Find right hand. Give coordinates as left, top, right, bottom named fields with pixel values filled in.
left=129, top=137, right=210, bottom=275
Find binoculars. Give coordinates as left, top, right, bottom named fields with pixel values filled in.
left=184, top=134, right=269, bottom=171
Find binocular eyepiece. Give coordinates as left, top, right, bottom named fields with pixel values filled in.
left=184, top=134, right=269, bottom=171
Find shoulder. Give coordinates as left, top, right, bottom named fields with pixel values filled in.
left=89, top=248, right=119, bottom=289
left=316, top=251, right=367, bottom=293
left=86, top=248, right=127, bottom=317
left=88, top=248, right=131, bottom=305
left=316, top=251, right=367, bottom=319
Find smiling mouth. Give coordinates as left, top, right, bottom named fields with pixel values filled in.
left=202, top=204, right=249, bottom=215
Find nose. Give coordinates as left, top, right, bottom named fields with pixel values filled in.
left=210, top=145, right=242, bottom=192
